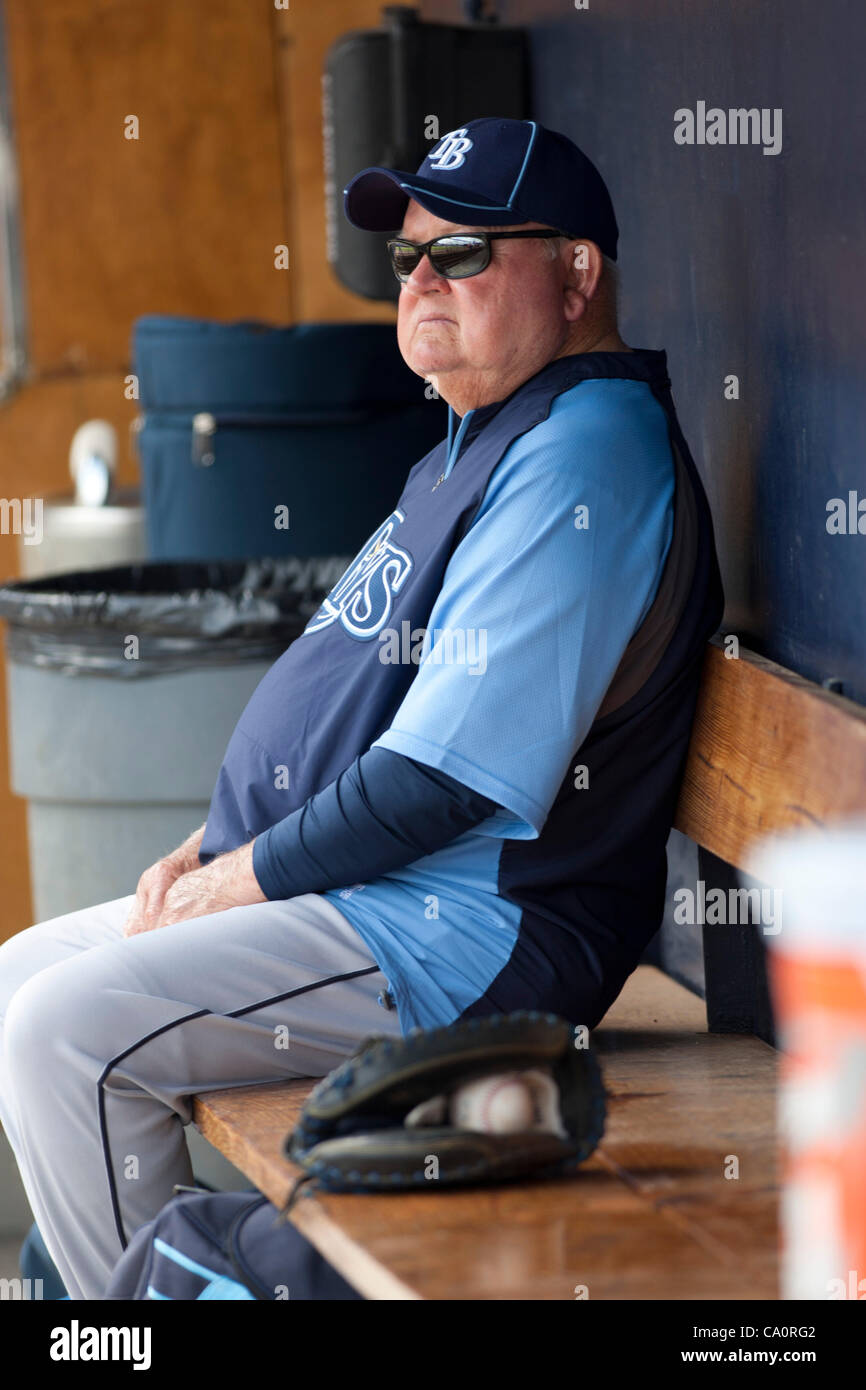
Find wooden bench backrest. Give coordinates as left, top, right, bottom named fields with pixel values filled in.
left=674, top=642, right=866, bottom=872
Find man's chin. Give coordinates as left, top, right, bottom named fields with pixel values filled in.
left=404, top=349, right=458, bottom=380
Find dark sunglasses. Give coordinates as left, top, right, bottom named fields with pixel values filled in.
left=385, top=228, right=566, bottom=282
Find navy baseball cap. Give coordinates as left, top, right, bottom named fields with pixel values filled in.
left=343, top=116, right=619, bottom=261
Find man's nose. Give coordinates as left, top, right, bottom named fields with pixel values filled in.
left=402, top=251, right=451, bottom=296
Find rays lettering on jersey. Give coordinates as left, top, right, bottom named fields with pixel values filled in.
left=304, top=510, right=414, bottom=640
left=428, top=128, right=473, bottom=170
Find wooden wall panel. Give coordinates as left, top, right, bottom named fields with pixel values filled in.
left=4, top=0, right=291, bottom=371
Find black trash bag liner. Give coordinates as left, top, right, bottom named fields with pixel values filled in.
left=0, top=556, right=351, bottom=677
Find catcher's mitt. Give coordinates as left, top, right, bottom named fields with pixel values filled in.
left=281, top=1011, right=605, bottom=1208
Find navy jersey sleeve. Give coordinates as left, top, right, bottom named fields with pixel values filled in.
left=251, top=746, right=498, bottom=901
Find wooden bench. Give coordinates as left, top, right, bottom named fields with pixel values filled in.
left=193, top=640, right=866, bottom=1300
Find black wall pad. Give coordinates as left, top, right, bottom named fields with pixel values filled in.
left=324, top=5, right=530, bottom=301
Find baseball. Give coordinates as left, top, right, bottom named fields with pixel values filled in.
left=451, top=1072, right=535, bottom=1134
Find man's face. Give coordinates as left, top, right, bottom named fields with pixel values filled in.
left=394, top=200, right=569, bottom=398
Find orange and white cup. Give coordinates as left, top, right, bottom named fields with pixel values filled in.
left=754, top=822, right=866, bottom=1301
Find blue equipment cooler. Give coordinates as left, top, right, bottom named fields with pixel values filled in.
left=133, top=318, right=448, bottom=560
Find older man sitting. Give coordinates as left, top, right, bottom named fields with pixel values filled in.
left=0, top=117, right=723, bottom=1299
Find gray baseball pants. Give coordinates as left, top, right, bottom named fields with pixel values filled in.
left=0, top=890, right=402, bottom=1300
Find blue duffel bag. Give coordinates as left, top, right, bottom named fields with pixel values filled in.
left=133, top=318, right=448, bottom=562
left=102, top=1189, right=363, bottom=1301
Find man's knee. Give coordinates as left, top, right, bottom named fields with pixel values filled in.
left=0, top=925, right=48, bottom=1021
left=4, top=960, right=88, bottom=1093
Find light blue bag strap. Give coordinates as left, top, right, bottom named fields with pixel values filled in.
left=147, top=1236, right=255, bottom=1301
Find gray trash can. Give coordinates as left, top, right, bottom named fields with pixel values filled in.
left=0, top=556, right=347, bottom=921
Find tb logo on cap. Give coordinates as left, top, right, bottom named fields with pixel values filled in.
left=428, top=128, right=473, bottom=170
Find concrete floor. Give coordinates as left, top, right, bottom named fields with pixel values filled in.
left=0, top=1127, right=32, bottom=1282
left=0, top=1235, right=22, bottom=1281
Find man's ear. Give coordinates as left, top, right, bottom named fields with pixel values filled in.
left=561, top=240, right=603, bottom=324
left=567, top=240, right=604, bottom=299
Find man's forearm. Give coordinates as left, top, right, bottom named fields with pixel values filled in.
left=251, top=746, right=499, bottom=901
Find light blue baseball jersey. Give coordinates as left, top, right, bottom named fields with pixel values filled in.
left=319, top=376, right=675, bottom=1030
